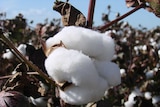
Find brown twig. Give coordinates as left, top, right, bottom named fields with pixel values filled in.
left=97, top=3, right=146, bottom=32
left=87, top=0, right=96, bottom=28
left=0, top=32, right=55, bottom=86
left=0, top=72, right=39, bottom=80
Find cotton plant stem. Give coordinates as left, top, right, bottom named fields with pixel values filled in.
left=87, top=0, right=96, bottom=28
left=0, top=33, right=55, bottom=86
left=98, top=3, right=146, bottom=31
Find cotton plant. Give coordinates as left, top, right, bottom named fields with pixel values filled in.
left=44, top=26, right=121, bottom=105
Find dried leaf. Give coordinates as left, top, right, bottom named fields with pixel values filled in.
left=44, top=40, right=66, bottom=57
left=125, top=0, right=139, bottom=7
left=53, top=1, right=86, bottom=26
left=145, top=0, right=160, bottom=17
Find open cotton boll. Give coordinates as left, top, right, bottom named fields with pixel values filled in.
left=124, top=87, right=143, bottom=107
left=45, top=47, right=109, bottom=105
left=2, top=49, right=14, bottom=59
left=144, top=92, right=152, bottom=100
left=46, top=26, right=115, bottom=61
left=94, top=60, right=121, bottom=87
left=2, top=44, right=27, bottom=59
left=145, top=70, right=154, bottom=79
left=124, top=100, right=135, bottom=107
left=152, top=95, right=160, bottom=105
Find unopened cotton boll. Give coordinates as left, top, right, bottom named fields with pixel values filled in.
left=94, top=60, right=121, bottom=87
left=45, top=47, right=109, bottom=105
left=46, top=26, right=115, bottom=61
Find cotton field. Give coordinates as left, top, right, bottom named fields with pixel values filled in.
left=0, top=13, right=160, bottom=107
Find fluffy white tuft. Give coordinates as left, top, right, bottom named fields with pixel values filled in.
left=2, top=49, right=14, bottom=59
left=124, top=88, right=142, bottom=107
left=93, top=60, right=121, bottom=87
left=46, top=26, right=115, bottom=61
left=2, top=44, right=27, bottom=59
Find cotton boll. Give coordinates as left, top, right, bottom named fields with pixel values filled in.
left=45, top=26, right=120, bottom=105
left=145, top=70, right=154, bottom=79
left=144, top=92, right=152, bottom=100
left=152, top=95, right=160, bottom=105
left=124, top=100, right=135, bottom=107
left=93, top=60, right=121, bottom=87
left=2, top=49, right=14, bottom=59
left=142, top=45, right=147, bottom=51
left=124, top=91, right=139, bottom=107
left=124, top=87, right=142, bottom=107
left=46, top=26, right=115, bottom=61
left=2, top=44, right=27, bottom=59
left=45, top=47, right=109, bottom=105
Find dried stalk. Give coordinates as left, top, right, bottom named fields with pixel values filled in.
left=87, top=0, right=96, bottom=28
left=0, top=72, right=39, bottom=80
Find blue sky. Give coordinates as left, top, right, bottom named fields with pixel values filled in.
left=0, top=0, right=160, bottom=29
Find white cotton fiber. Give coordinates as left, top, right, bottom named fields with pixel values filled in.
left=45, top=47, right=99, bottom=86
left=144, top=92, right=152, bottom=100
left=2, top=44, right=27, bottom=59
left=2, top=49, right=14, bottom=59
left=152, top=95, right=160, bottom=104
left=145, top=70, right=154, bottom=79
left=124, top=88, right=142, bottom=107
left=59, top=82, right=107, bottom=105
left=46, top=26, right=115, bottom=61
left=45, top=47, right=109, bottom=105
left=17, top=44, right=27, bottom=56
left=44, top=26, right=121, bottom=105
left=94, top=60, right=121, bottom=87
